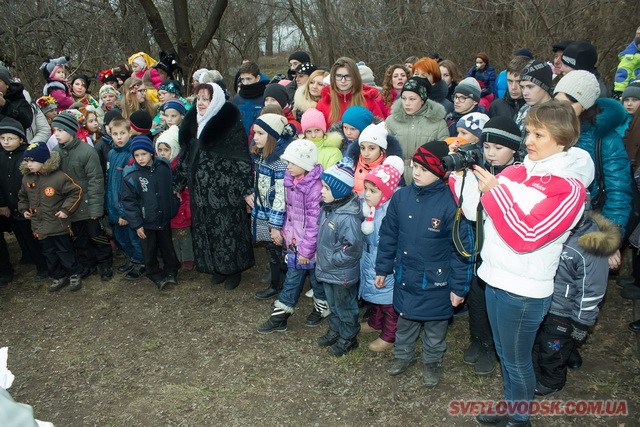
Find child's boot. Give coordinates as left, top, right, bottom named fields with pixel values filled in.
left=330, top=336, right=359, bottom=357
left=423, top=362, right=443, bottom=387
left=305, top=298, right=330, bottom=326
left=368, top=337, right=393, bottom=352
left=68, top=274, right=82, bottom=292
left=48, top=277, right=69, bottom=292
left=257, top=300, right=293, bottom=334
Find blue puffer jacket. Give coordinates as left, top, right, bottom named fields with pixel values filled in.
left=376, top=180, right=474, bottom=322
left=359, top=200, right=393, bottom=304
left=577, top=98, right=632, bottom=233
left=105, top=139, right=133, bottom=224
left=315, top=193, right=363, bottom=285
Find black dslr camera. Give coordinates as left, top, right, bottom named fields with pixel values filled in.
left=441, top=144, right=484, bottom=172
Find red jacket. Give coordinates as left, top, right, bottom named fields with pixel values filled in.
left=169, top=157, right=191, bottom=229
left=315, top=84, right=383, bottom=127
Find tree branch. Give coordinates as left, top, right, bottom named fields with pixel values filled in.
left=136, top=0, right=175, bottom=53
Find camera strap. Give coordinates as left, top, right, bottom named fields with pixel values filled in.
left=452, top=172, right=484, bottom=258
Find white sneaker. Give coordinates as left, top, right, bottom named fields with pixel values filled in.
left=305, top=289, right=314, bottom=298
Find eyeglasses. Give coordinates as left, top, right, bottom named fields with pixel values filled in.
left=335, top=73, right=351, bottom=82
left=454, top=95, right=469, bottom=102
left=136, top=88, right=147, bottom=94
left=0, top=136, right=20, bottom=143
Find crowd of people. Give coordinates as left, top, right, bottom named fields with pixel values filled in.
left=1, top=29, right=640, bottom=426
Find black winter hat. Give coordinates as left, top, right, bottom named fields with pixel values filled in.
left=481, top=116, right=522, bottom=152
left=402, top=76, right=431, bottom=103
left=294, top=62, right=317, bottom=76
left=104, top=110, right=123, bottom=127
left=129, top=110, right=152, bottom=134
left=288, top=51, right=311, bottom=64
left=552, top=40, right=575, bottom=53
left=561, top=41, right=597, bottom=72
left=520, top=60, right=552, bottom=93
left=263, top=84, right=290, bottom=109
left=0, top=117, right=26, bottom=140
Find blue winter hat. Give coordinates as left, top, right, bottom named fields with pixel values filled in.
left=23, top=142, right=51, bottom=164
left=341, top=106, right=374, bottom=133
left=130, top=135, right=155, bottom=155
left=321, top=157, right=355, bottom=199
left=162, top=99, right=187, bottom=116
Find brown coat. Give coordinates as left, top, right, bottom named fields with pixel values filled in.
left=18, top=151, right=83, bottom=240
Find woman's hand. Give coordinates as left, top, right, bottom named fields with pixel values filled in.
left=472, top=166, right=499, bottom=194
left=450, top=292, right=464, bottom=307
left=244, top=193, right=254, bottom=209
left=270, top=228, right=283, bottom=245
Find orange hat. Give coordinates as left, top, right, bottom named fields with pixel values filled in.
left=445, top=137, right=470, bottom=147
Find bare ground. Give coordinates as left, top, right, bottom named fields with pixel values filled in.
left=1, top=236, right=639, bottom=426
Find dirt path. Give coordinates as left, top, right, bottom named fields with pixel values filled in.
left=1, top=240, right=638, bottom=426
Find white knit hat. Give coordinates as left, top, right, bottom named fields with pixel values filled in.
left=280, top=139, right=318, bottom=171
left=254, top=113, right=287, bottom=139
left=155, top=125, right=181, bottom=161
left=359, top=122, right=388, bottom=149
left=553, top=70, right=600, bottom=110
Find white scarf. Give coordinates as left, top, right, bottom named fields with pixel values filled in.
left=196, top=83, right=225, bottom=138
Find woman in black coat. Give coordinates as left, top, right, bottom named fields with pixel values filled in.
left=175, top=82, right=255, bottom=289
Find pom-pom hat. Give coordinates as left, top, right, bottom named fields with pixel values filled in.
left=321, top=157, right=356, bottom=199
left=361, top=155, right=404, bottom=234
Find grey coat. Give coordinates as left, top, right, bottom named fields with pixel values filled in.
left=315, top=193, right=363, bottom=285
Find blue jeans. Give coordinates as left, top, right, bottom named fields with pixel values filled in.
left=113, top=224, right=143, bottom=263
left=278, top=267, right=325, bottom=308
left=323, top=281, right=359, bottom=340
left=485, top=284, right=551, bottom=422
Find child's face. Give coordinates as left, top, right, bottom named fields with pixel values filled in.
left=101, top=93, right=117, bottom=110
left=86, top=113, right=99, bottom=134
left=45, top=110, right=58, bottom=123
left=309, top=76, right=325, bottom=98
left=164, top=108, right=183, bottom=127
left=253, top=124, right=269, bottom=149
left=304, top=128, right=324, bottom=140
left=110, top=125, right=131, bottom=147
left=520, top=81, right=548, bottom=106
left=285, top=161, right=306, bottom=178
left=263, top=97, right=281, bottom=107
left=411, top=161, right=439, bottom=187
left=26, top=159, right=44, bottom=173
left=131, top=61, right=143, bottom=74
left=0, top=133, right=22, bottom=151
left=133, top=86, right=147, bottom=103
left=334, top=67, right=353, bottom=93
left=359, top=141, right=383, bottom=163
left=363, top=181, right=382, bottom=208
left=483, top=142, right=515, bottom=166
left=457, top=128, right=479, bottom=144
left=623, top=97, right=640, bottom=115
left=158, top=90, right=176, bottom=103
left=401, top=92, right=424, bottom=115
left=53, top=67, right=66, bottom=81
left=239, top=73, right=259, bottom=85
left=157, top=143, right=172, bottom=160
left=53, top=128, right=74, bottom=145
left=134, top=149, right=153, bottom=167
left=321, top=181, right=335, bottom=203
left=342, top=123, right=360, bottom=142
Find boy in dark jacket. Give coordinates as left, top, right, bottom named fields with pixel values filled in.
left=0, top=118, right=48, bottom=285
left=316, top=157, right=364, bottom=357
left=18, top=142, right=83, bottom=292
left=121, top=136, right=179, bottom=289
left=52, top=112, right=113, bottom=281
left=533, top=211, right=620, bottom=396
left=376, top=141, right=473, bottom=387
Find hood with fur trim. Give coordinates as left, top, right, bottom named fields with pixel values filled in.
left=293, top=85, right=318, bottom=115
left=345, top=130, right=403, bottom=163
left=586, top=98, right=628, bottom=138
left=19, top=150, right=60, bottom=175
left=576, top=211, right=621, bottom=257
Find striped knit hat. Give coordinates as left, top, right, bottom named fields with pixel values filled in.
left=481, top=116, right=522, bottom=151
left=51, top=111, right=79, bottom=136
left=321, top=157, right=355, bottom=199
left=412, top=140, right=449, bottom=178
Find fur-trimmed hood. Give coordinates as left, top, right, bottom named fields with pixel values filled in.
left=576, top=211, right=621, bottom=257
left=585, top=98, right=628, bottom=138
left=19, top=150, right=60, bottom=175
left=390, top=97, right=446, bottom=123
left=313, top=131, right=343, bottom=150
left=293, top=85, right=318, bottom=115
left=345, top=130, right=403, bottom=163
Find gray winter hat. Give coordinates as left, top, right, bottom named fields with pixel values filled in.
left=622, top=80, right=640, bottom=101
left=454, top=77, right=481, bottom=102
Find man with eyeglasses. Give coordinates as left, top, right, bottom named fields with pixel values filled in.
left=445, top=77, right=485, bottom=136
left=0, top=66, right=33, bottom=132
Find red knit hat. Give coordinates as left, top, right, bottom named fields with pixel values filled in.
left=412, top=140, right=449, bottom=178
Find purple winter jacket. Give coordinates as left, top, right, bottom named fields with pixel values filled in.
left=281, top=164, right=323, bottom=269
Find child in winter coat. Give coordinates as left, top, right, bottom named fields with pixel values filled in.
left=449, top=116, right=522, bottom=376
left=128, top=52, right=162, bottom=91
left=316, top=157, right=364, bottom=357
left=346, top=122, right=403, bottom=195
left=106, top=117, right=145, bottom=279
left=245, top=114, right=295, bottom=300
left=359, top=156, right=404, bottom=352
left=455, top=112, right=490, bottom=146
left=0, top=118, right=48, bottom=282
left=533, top=211, right=620, bottom=396
left=327, top=105, right=374, bottom=154
left=52, top=112, right=113, bottom=281
left=300, top=107, right=342, bottom=170
left=257, top=139, right=327, bottom=333
left=155, top=125, right=194, bottom=270
left=18, top=142, right=83, bottom=292
left=39, top=56, right=74, bottom=111
left=376, top=141, right=473, bottom=386
left=121, top=136, right=180, bottom=289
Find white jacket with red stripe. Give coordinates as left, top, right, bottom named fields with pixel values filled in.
left=478, top=148, right=593, bottom=298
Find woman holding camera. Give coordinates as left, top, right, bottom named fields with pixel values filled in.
left=460, top=101, right=593, bottom=427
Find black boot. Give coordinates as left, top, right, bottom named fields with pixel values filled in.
left=329, top=337, right=359, bottom=357
left=255, top=263, right=284, bottom=299
left=257, top=301, right=292, bottom=334
left=567, top=348, right=582, bottom=369
left=318, top=330, right=339, bottom=347
left=224, top=272, right=242, bottom=290
left=474, top=344, right=497, bottom=375
left=124, top=263, right=145, bottom=280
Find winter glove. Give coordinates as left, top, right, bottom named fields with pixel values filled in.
left=611, top=91, right=622, bottom=101
left=571, top=321, right=589, bottom=344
